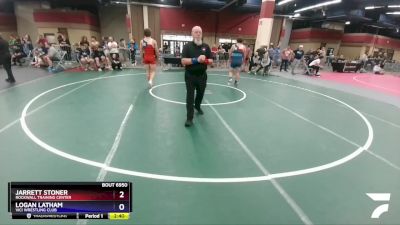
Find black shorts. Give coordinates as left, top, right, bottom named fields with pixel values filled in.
left=92, top=50, right=104, bottom=59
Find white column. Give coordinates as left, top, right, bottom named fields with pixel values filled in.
left=255, top=0, right=275, bottom=50
left=143, top=5, right=148, bottom=29
left=126, top=0, right=132, bottom=39
left=280, top=18, right=293, bottom=49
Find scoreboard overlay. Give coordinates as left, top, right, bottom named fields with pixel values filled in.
left=8, top=182, right=132, bottom=220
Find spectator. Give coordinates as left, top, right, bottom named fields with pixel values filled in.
left=291, top=45, right=305, bottom=75
left=37, top=35, right=48, bottom=50
left=128, top=38, right=137, bottom=65
left=119, top=38, right=128, bottom=62
left=80, top=36, right=90, bottom=47
left=11, top=38, right=25, bottom=66
left=44, top=43, right=61, bottom=72
left=22, top=34, right=33, bottom=57
left=327, top=53, right=334, bottom=67
left=211, top=45, right=218, bottom=60
left=79, top=44, right=95, bottom=71
left=58, top=34, right=71, bottom=60
left=280, top=47, right=291, bottom=72
left=373, top=64, right=384, bottom=75
left=307, top=55, right=324, bottom=76
left=273, top=45, right=281, bottom=67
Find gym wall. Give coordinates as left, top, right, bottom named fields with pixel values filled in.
left=13, top=1, right=42, bottom=41
left=159, top=7, right=263, bottom=45
left=33, top=9, right=101, bottom=45
left=340, top=33, right=400, bottom=60
left=99, top=5, right=130, bottom=43
left=0, top=13, right=17, bottom=40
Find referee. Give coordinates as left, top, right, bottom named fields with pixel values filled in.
left=0, top=34, right=16, bottom=83
left=181, top=26, right=213, bottom=127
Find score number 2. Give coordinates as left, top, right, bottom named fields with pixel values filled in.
left=119, top=191, right=125, bottom=211
left=118, top=191, right=127, bottom=211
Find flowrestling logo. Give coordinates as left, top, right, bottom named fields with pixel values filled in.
left=366, top=193, right=391, bottom=219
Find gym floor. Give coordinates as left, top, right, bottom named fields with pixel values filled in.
left=0, top=68, right=399, bottom=225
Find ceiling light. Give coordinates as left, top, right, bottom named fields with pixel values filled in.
left=388, top=5, right=400, bottom=8
left=345, top=21, right=350, bottom=25
left=278, top=0, right=294, bottom=6
left=365, top=6, right=384, bottom=10
left=289, top=13, right=301, bottom=19
left=294, top=0, right=341, bottom=13
left=386, top=11, right=400, bottom=15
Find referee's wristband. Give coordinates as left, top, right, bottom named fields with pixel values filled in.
left=191, top=58, right=199, bottom=64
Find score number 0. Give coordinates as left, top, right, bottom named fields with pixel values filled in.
left=119, top=191, right=126, bottom=211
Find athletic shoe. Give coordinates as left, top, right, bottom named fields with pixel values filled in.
left=5, top=78, right=16, bottom=83
left=184, top=120, right=193, bottom=127
left=148, top=80, right=153, bottom=88
left=98, top=68, right=102, bottom=72
left=195, top=106, right=204, bottom=115
left=234, top=80, right=239, bottom=87
left=228, top=77, right=233, bottom=85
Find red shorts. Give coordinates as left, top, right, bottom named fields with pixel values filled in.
left=143, top=59, right=156, bottom=64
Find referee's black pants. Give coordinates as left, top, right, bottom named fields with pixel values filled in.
left=1, top=55, right=15, bottom=82
left=185, top=72, right=207, bottom=121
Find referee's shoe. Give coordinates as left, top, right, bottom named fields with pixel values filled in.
left=195, top=106, right=204, bottom=115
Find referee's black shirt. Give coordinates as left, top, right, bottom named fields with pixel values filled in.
left=182, top=41, right=211, bottom=76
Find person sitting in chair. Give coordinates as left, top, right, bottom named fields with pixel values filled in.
left=111, top=53, right=122, bottom=71
left=307, top=55, right=324, bottom=76
left=373, top=63, right=384, bottom=75
left=43, top=43, right=61, bottom=72
left=11, top=39, right=26, bottom=66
